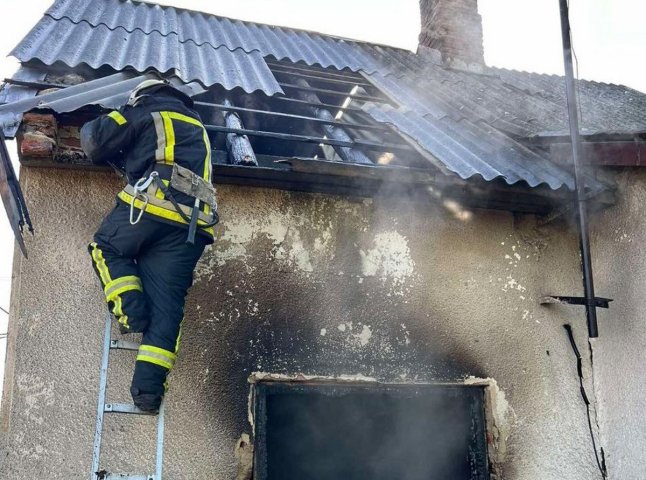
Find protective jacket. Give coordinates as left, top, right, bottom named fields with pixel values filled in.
left=81, top=91, right=215, bottom=242
left=83, top=89, right=214, bottom=412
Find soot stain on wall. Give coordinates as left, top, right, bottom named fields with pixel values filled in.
left=183, top=190, right=490, bottom=448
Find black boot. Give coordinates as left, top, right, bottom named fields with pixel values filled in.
left=131, top=387, right=162, bottom=414
left=131, top=361, right=168, bottom=414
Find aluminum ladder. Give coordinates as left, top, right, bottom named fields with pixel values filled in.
left=91, top=312, right=166, bottom=480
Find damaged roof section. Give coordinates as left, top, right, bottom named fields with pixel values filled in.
left=2, top=0, right=643, bottom=197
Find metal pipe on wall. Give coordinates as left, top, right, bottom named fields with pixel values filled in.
left=558, top=0, right=599, bottom=338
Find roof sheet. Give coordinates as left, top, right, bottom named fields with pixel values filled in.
left=15, top=0, right=396, bottom=78
left=0, top=70, right=208, bottom=137
left=363, top=103, right=574, bottom=190
left=11, top=15, right=282, bottom=94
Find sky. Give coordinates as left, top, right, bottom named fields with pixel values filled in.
left=0, top=0, right=644, bottom=397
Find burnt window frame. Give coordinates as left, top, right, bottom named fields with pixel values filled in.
left=252, top=381, right=490, bottom=480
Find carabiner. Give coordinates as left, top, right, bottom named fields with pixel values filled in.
left=130, top=175, right=153, bottom=225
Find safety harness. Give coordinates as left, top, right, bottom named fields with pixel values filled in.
left=122, top=162, right=219, bottom=244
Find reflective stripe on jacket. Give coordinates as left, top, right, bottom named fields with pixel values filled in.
left=80, top=92, right=213, bottom=240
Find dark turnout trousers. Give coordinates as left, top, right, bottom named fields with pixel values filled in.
left=89, top=202, right=206, bottom=411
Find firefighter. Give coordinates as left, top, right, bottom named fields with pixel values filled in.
left=81, top=79, right=218, bottom=413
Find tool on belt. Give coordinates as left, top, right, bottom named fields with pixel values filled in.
left=126, top=162, right=219, bottom=244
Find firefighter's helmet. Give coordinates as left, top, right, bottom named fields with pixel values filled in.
left=127, top=79, right=193, bottom=108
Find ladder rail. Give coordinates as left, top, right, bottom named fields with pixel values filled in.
left=91, top=312, right=166, bottom=480
left=155, top=400, right=165, bottom=479
left=91, top=313, right=113, bottom=479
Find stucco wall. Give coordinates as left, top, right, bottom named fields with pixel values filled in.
left=0, top=167, right=606, bottom=479
left=590, top=169, right=646, bottom=479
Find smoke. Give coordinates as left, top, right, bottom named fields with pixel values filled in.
left=260, top=384, right=488, bottom=480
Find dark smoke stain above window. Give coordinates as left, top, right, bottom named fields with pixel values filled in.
left=253, top=382, right=489, bottom=480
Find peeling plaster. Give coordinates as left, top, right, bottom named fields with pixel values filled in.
left=464, top=376, right=516, bottom=476
left=353, top=324, right=373, bottom=347
left=235, top=433, right=254, bottom=480
left=195, top=197, right=367, bottom=281
left=359, top=231, right=415, bottom=295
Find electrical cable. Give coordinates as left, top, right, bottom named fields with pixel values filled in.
left=564, top=324, right=607, bottom=479
left=0, top=306, right=8, bottom=315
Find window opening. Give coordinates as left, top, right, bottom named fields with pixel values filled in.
left=253, top=382, right=490, bottom=480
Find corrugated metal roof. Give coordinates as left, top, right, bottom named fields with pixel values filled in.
left=11, top=15, right=283, bottom=94
left=43, top=0, right=388, bottom=73
left=363, top=103, right=575, bottom=190
left=5, top=0, right=644, bottom=193
left=15, top=0, right=645, bottom=137
left=489, top=68, right=646, bottom=136
left=372, top=57, right=646, bottom=138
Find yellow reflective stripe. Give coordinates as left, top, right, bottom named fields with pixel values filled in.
left=90, top=243, right=112, bottom=286
left=174, top=318, right=184, bottom=354
left=140, top=344, right=177, bottom=361
left=155, top=179, right=170, bottom=200
left=107, top=111, right=127, bottom=125
left=137, top=345, right=176, bottom=370
left=117, top=190, right=214, bottom=236
left=153, top=110, right=211, bottom=179
left=166, top=112, right=210, bottom=178
left=201, top=128, right=212, bottom=216
left=166, top=111, right=203, bottom=127
left=202, top=129, right=211, bottom=180
left=152, top=112, right=166, bottom=161
left=113, top=297, right=129, bottom=328
left=161, top=112, right=175, bottom=163
left=104, top=275, right=142, bottom=300
left=137, top=354, right=173, bottom=370
left=166, top=111, right=212, bottom=214
left=107, top=283, right=142, bottom=302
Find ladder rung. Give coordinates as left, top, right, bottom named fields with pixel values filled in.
left=101, top=474, right=154, bottom=480
left=110, top=340, right=140, bottom=351
left=104, top=403, right=157, bottom=415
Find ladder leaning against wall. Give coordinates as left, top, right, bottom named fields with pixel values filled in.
left=91, top=312, right=166, bottom=480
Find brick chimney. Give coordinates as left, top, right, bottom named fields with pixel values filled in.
left=418, top=0, right=485, bottom=67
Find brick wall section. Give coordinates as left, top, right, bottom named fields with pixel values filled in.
left=18, top=113, right=87, bottom=166
left=418, top=0, right=484, bottom=66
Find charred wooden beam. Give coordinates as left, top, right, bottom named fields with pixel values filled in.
left=194, top=101, right=387, bottom=132
left=265, top=61, right=366, bottom=82
left=221, top=99, right=257, bottom=166
left=280, top=82, right=389, bottom=104
left=270, top=67, right=376, bottom=89
left=2, top=78, right=68, bottom=90
left=273, top=97, right=371, bottom=117
left=293, top=78, right=372, bottom=164
left=204, top=125, right=412, bottom=153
